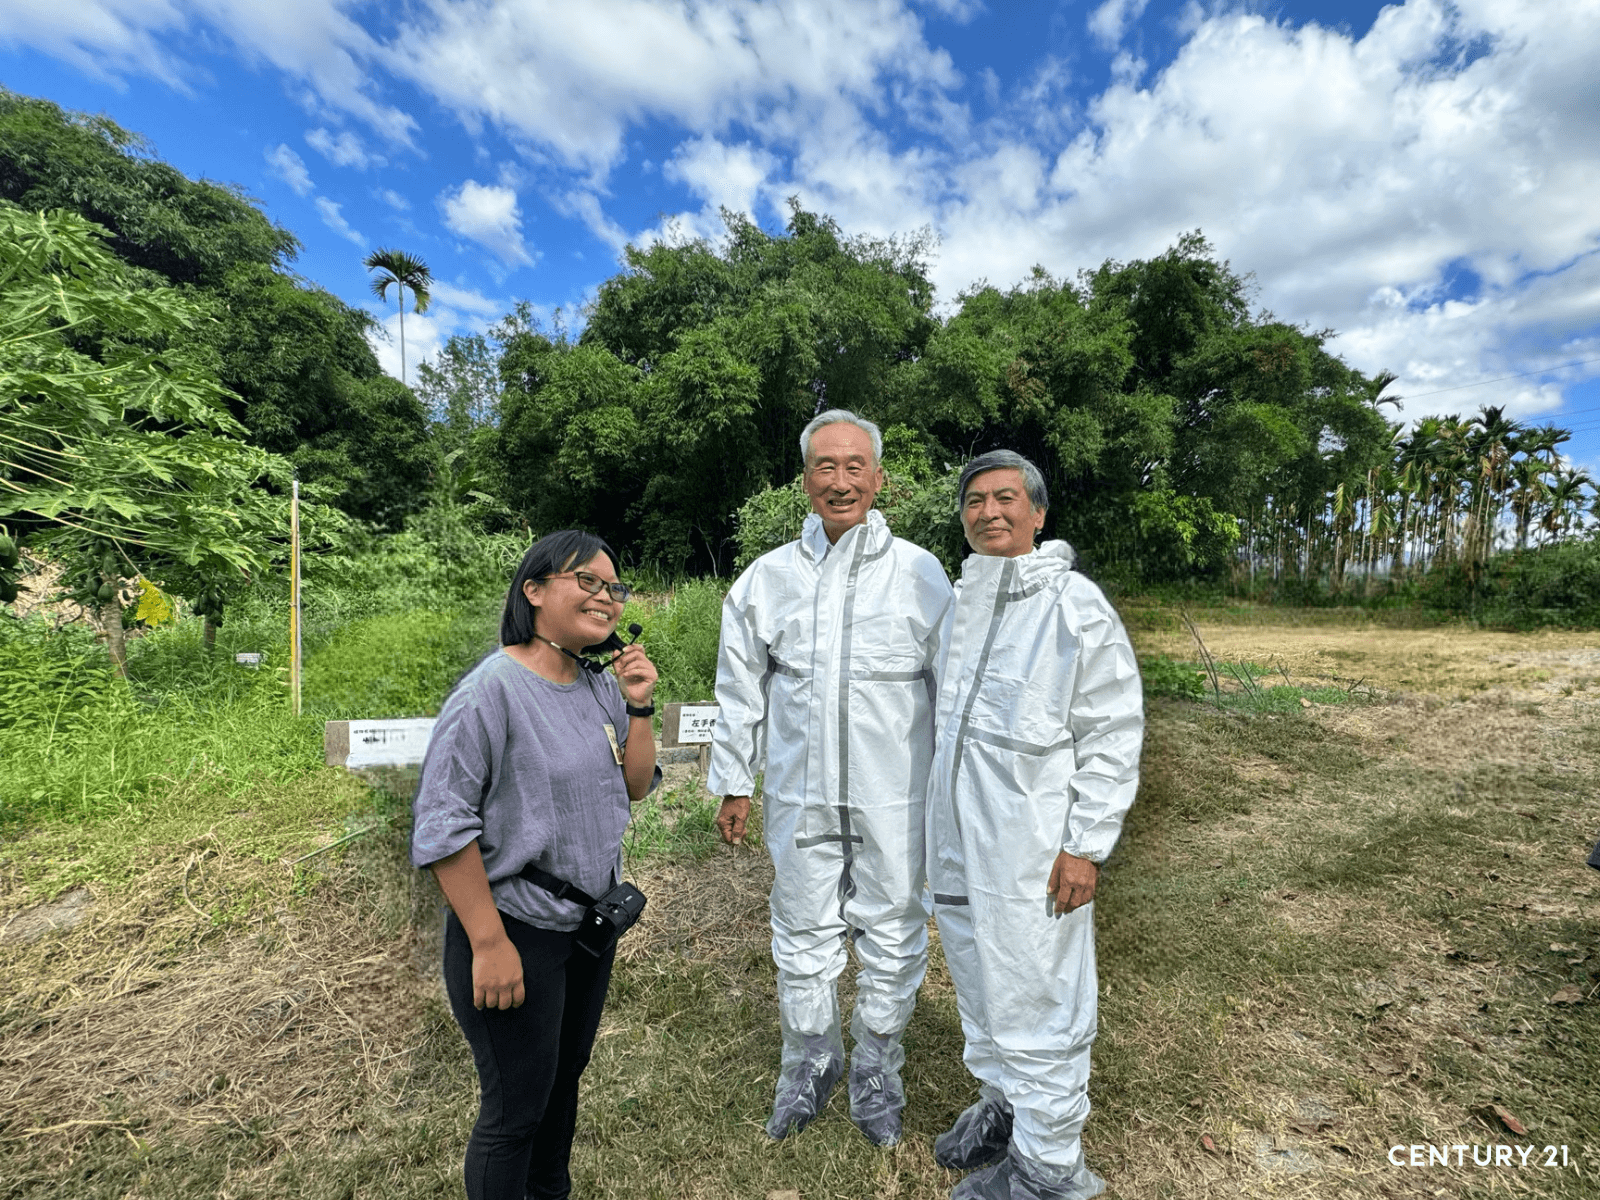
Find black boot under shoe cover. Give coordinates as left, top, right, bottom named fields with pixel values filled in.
left=935, top=1086, right=1014, bottom=1170
left=765, top=1042, right=844, bottom=1139
left=950, top=1148, right=1107, bottom=1200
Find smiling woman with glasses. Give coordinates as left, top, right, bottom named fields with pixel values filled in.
left=410, top=529, right=660, bottom=1200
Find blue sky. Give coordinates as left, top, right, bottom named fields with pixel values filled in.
left=4, top=0, right=1598, bottom=465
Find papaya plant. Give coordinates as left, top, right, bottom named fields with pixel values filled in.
left=0, top=203, right=306, bottom=671
left=0, top=523, right=21, bottom=605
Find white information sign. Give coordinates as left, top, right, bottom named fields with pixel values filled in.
left=342, top=718, right=437, bottom=768
left=676, top=705, right=720, bottom=744
left=235, top=652, right=262, bottom=669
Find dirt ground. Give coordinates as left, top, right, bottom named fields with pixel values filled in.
left=2, top=616, right=1597, bottom=1199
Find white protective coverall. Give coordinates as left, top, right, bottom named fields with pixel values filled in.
left=928, top=541, right=1143, bottom=1187
left=710, top=509, right=953, bottom=1117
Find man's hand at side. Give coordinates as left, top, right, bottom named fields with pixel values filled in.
left=717, top=795, right=751, bottom=845
left=1048, top=851, right=1098, bottom=914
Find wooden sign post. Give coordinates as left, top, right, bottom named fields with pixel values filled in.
left=289, top=479, right=302, bottom=717
left=658, top=701, right=720, bottom=775
left=325, top=717, right=436, bottom=794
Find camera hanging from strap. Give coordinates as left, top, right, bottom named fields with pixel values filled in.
left=517, top=861, right=647, bottom=957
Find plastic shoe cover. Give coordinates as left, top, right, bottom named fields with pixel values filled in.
left=950, top=1157, right=1010, bottom=1200
left=934, top=1084, right=1013, bottom=1170
left=765, top=1035, right=843, bottom=1139
left=951, top=1150, right=1107, bottom=1200
left=1010, top=1150, right=1107, bottom=1200
left=848, top=1025, right=907, bottom=1146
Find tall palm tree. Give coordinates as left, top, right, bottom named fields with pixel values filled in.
left=363, top=248, right=433, bottom=385
left=1467, top=404, right=1521, bottom=565
left=1543, top=468, right=1595, bottom=543
left=1509, top=456, right=1552, bottom=551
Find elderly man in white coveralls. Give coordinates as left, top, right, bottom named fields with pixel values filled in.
left=710, top=410, right=953, bottom=1146
left=928, top=450, right=1144, bottom=1200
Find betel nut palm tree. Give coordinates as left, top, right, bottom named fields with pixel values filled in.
left=363, top=248, right=433, bottom=385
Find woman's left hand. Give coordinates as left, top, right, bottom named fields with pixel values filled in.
left=613, top=642, right=658, bottom=707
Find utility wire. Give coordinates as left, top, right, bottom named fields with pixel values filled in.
left=1400, top=355, right=1600, bottom=400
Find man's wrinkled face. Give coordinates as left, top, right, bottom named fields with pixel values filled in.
left=803, top=422, right=884, bottom=542
left=962, top=468, right=1045, bottom=557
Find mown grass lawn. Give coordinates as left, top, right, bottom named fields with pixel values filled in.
left=1, top=616, right=1596, bottom=1199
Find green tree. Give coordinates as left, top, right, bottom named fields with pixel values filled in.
left=0, top=204, right=296, bottom=668
left=1, top=90, right=433, bottom=528
left=497, top=206, right=938, bottom=571
left=364, top=247, right=432, bottom=385
left=194, top=264, right=437, bottom=528
left=414, top=332, right=508, bottom=523
left=0, top=89, right=296, bottom=285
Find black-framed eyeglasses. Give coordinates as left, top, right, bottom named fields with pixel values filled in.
left=545, top=570, right=632, bottom=603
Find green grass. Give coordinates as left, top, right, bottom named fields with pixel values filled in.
left=1140, top=651, right=1381, bottom=713
left=6, top=581, right=1599, bottom=1199
left=0, top=547, right=724, bottom=836
left=626, top=576, right=728, bottom=707
left=301, top=601, right=501, bottom=720
left=623, top=782, right=725, bottom=863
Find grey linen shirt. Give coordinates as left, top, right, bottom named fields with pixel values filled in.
left=410, top=649, right=657, bottom=932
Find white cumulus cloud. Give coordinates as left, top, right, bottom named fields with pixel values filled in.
left=429, top=279, right=505, bottom=316
left=265, top=143, right=313, bottom=195
left=1087, top=0, right=1151, bottom=50
left=306, top=126, right=384, bottom=169
left=314, top=196, right=365, bottom=245
left=664, top=137, right=782, bottom=219
left=384, top=0, right=957, bottom=175
left=440, top=179, right=534, bottom=266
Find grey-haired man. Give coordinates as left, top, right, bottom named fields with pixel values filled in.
left=709, top=410, right=953, bottom=1146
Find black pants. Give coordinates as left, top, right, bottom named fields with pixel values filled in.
left=444, top=910, right=616, bottom=1200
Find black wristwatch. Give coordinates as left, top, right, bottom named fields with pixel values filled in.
left=625, top=702, right=655, bottom=718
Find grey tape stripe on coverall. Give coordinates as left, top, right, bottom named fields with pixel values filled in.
left=946, top=557, right=1020, bottom=829
left=772, top=661, right=933, bottom=684
left=832, top=527, right=867, bottom=934
left=930, top=567, right=1056, bottom=908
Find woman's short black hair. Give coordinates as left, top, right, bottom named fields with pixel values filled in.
left=500, top=529, right=622, bottom=647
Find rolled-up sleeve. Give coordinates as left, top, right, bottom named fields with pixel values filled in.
left=410, top=688, right=499, bottom=869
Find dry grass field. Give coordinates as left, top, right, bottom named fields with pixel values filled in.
left=2, top=610, right=1597, bottom=1199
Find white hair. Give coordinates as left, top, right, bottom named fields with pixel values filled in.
left=799, top=409, right=883, bottom=464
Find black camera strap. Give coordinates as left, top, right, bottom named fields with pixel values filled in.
left=516, top=861, right=599, bottom=908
